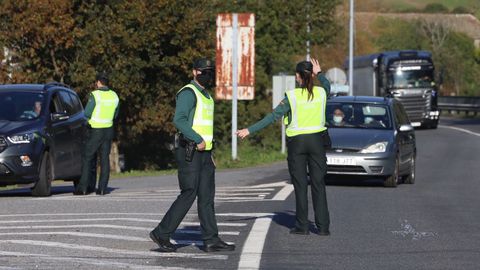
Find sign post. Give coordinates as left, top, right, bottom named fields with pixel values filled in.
left=216, top=13, right=255, bottom=160
left=231, top=14, right=238, bottom=160
left=273, top=74, right=295, bottom=154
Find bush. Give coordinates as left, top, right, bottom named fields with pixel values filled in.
left=452, top=6, right=471, bottom=14
left=423, top=3, right=449, bottom=13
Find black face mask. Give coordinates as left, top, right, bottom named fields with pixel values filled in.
left=196, top=69, right=216, bottom=88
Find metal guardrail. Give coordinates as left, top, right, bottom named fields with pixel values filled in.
left=438, top=96, right=480, bottom=115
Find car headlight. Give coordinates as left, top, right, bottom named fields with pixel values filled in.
left=360, top=141, right=388, bottom=153
left=7, top=133, right=35, bottom=144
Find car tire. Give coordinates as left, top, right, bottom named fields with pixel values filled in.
left=31, top=152, right=53, bottom=197
left=404, top=155, right=416, bottom=184
left=384, top=156, right=399, bottom=188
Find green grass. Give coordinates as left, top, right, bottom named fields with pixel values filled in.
left=214, top=143, right=286, bottom=169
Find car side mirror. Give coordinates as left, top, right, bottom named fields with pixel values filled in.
left=51, top=112, right=69, bottom=122
left=399, top=124, right=414, bottom=132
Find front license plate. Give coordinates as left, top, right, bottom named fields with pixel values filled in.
left=411, top=122, right=421, bottom=127
left=327, top=157, right=356, bottom=166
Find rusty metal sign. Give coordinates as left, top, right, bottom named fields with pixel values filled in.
left=216, top=13, right=255, bottom=100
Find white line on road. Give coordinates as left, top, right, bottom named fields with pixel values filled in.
left=0, top=240, right=228, bottom=260
left=249, top=181, right=288, bottom=188
left=0, top=250, right=197, bottom=269
left=0, top=218, right=247, bottom=227
left=439, top=125, right=480, bottom=137
left=237, top=215, right=274, bottom=270
left=0, top=224, right=240, bottom=235
left=271, top=184, right=294, bottom=201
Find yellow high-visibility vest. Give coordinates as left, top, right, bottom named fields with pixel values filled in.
left=179, top=84, right=214, bottom=150
left=89, top=89, right=119, bottom=128
left=284, top=86, right=327, bottom=137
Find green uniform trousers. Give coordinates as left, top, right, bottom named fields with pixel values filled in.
left=287, top=131, right=330, bottom=231
left=152, top=147, right=220, bottom=244
left=77, top=127, right=114, bottom=193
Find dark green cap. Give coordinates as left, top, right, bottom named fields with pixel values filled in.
left=193, top=58, right=215, bottom=70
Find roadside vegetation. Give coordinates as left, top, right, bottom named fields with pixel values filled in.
left=0, top=0, right=478, bottom=172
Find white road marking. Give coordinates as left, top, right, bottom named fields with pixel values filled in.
left=0, top=218, right=247, bottom=227
left=439, top=125, right=480, bottom=137
left=237, top=214, right=274, bottom=270
left=0, top=240, right=228, bottom=260
left=249, top=181, right=288, bottom=188
left=271, top=184, right=294, bottom=201
left=0, top=224, right=240, bottom=235
left=0, top=250, right=197, bottom=269
left=391, top=220, right=437, bottom=240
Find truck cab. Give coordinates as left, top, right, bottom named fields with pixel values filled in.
left=347, top=50, right=440, bottom=128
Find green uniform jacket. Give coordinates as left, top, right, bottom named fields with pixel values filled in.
left=174, top=80, right=212, bottom=144
left=84, top=86, right=120, bottom=121
left=248, top=73, right=331, bottom=134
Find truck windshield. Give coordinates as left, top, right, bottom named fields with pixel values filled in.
left=0, top=92, right=45, bottom=121
left=388, top=69, right=434, bottom=89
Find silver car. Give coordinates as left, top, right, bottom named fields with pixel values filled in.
left=325, top=96, right=416, bottom=187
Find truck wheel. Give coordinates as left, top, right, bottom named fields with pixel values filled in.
left=430, top=121, right=438, bottom=129
left=404, top=155, right=415, bottom=184
left=32, top=152, right=53, bottom=197
left=384, top=156, right=399, bottom=188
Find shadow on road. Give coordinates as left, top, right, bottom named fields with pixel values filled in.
left=0, top=185, right=117, bottom=197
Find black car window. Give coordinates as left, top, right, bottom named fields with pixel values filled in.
left=49, top=92, right=65, bottom=114
left=68, top=92, right=83, bottom=114
left=393, top=102, right=409, bottom=127
left=58, top=91, right=76, bottom=115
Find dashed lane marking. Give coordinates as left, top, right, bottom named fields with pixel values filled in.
left=0, top=250, right=193, bottom=269
left=0, top=240, right=228, bottom=260
left=0, top=218, right=247, bottom=227
left=0, top=224, right=240, bottom=236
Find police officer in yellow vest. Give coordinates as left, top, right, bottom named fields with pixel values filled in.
left=237, top=59, right=331, bottom=235
left=149, top=58, right=235, bottom=253
left=74, top=73, right=119, bottom=195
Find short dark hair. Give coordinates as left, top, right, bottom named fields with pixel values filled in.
left=96, top=72, right=109, bottom=86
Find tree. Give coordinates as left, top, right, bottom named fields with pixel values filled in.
left=0, top=0, right=78, bottom=83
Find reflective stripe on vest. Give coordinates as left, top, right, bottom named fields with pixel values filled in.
left=178, top=84, right=214, bottom=150
left=89, top=90, right=119, bottom=128
left=285, top=86, right=327, bottom=137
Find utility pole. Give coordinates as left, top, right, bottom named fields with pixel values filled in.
left=348, top=0, right=354, bottom=96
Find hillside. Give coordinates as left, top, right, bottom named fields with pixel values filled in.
left=352, top=0, right=480, bottom=16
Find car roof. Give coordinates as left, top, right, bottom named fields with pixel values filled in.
left=327, top=95, right=393, bottom=105
left=0, top=83, right=75, bottom=94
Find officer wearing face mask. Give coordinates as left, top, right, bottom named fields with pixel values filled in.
left=149, top=58, right=235, bottom=253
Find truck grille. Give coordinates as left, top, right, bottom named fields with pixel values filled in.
left=394, top=94, right=431, bottom=122
left=0, top=137, right=6, bottom=153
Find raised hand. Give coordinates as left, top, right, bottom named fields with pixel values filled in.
left=311, top=58, right=322, bottom=75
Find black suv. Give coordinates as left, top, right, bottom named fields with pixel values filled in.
left=0, top=83, right=86, bottom=196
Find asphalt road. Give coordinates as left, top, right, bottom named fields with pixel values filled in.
left=0, top=116, right=478, bottom=270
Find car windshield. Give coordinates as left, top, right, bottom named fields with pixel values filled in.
left=0, top=92, right=45, bottom=121
left=326, top=102, right=392, bottom=130
left=387, top=69, right=434, bottom=89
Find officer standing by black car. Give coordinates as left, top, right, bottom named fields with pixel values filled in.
left=149, top=58, right=235, bottom=253
left=74, top=73, right=119, bottom=196
left=237, top=58, right=331, bottom=236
